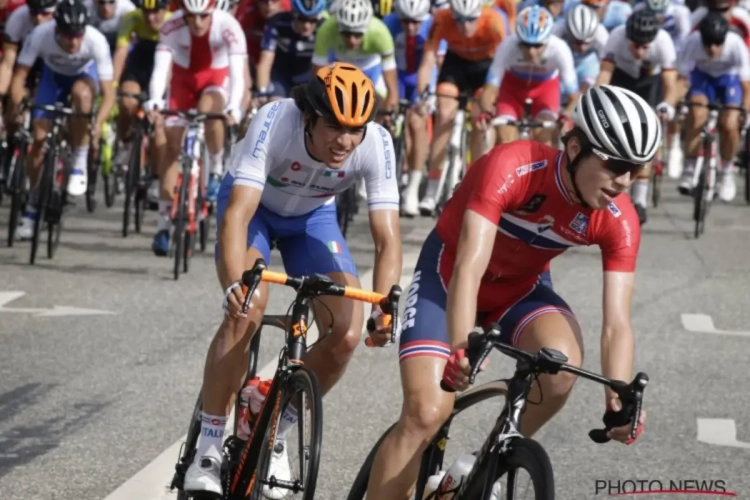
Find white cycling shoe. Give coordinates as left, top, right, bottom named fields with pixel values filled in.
left=184, top=456, right=223, bottom=499
left=263, top=441, right=291, bottom=499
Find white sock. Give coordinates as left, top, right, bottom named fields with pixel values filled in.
left=74, top=147, right=89, bottom=171
left=157, top=200, right=172, bottom=232
left=209, top=151, right=224, bottom=176
left=670, top=132, right=681, bottom=150
left=632, top=179, right=649, bottom=207
left=722, top=160, right=734, bottom=173
left=424, top=177, right=440, bottom=199
left=195, top=412, right=227, bottom=463
left=276, top=405, right=298, bottom=441
left=405, top=170, right=423, bottom=198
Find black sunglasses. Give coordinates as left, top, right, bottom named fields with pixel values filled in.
left=400, top=17, right=421, bottom=24
left=592, top=149, right=642, bottom=176
left=453, top=15, right=478, bottom=23
left=340, top=30, right=364, bottom=38
left=521, top=42, right=545, bottom=49
left=294, top=15, right=318, bottom=23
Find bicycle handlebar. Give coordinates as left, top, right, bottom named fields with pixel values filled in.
left=161, top=109, right=227, bottom=122
left=30, top=103, right=92, bottom=119
left=442, top=324, right=648, bottom=444
left=491, top=116, right=558, bottom=129
left=239, top=258, right=402, bottom=341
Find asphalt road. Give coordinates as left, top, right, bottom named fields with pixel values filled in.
left=1, top=176, right=749, bottom=500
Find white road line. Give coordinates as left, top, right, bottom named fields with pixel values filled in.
left=681, top=313, right=750, bottom=338
left=697, top=418, right=750, bottom=449
left=103, top=253, right=418, bottom=500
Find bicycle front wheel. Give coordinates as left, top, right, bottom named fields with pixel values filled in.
left=172, top=161, right=189, bottom=280
left=489, top=438, right=554, bottom=500
left=249, top=366, right=323, bottom=500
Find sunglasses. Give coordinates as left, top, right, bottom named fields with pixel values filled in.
left=592, top=149, right=642, bottom=176
left=97, top=0, right=116, bottom=4
left=294, top=15, right=318, bottom=23
left=400, top=17, right=421, bottom=24
left=709, top=5, right=731, bottom=11
left=521, top=42, right=545, bottom=49
left=453, top=15, right=478, bottom=23
left=185, top=11, right=211, bottom=18
left=30, top=8, right=55, bottom=15
left=340, top=30, right=364, bottom=38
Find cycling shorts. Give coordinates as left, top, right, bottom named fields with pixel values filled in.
left=214, top=173, right=358, bottom=277
left=688, top=69, right=742, bottom=107
left=574, top=51, right=600, bottom=90
left=33, top=63, right=99, bottom=120
left=609, top=67, right=662, bottom=107
left=437, top=51, right=492, bottom=95
left=120, top=41, right=157, bottom=90
left=399, top=230, right=574, bottom=362
left=267, top=69, right=311, bottom=98
left=496, top=71, right=561, bottom=119
left=398, top=71, right=419, bottom=103
left=167, top=65, right=229, bottom=127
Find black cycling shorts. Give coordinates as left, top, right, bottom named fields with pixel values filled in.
left=609, top=67, right=663, bottom=107
left=120, top=41, right=157, bottom=90
left=437, top=51, right=492, bottom=95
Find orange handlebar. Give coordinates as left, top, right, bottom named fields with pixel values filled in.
left=261, top=270, right=289, bottom=284
left=343, top=286, right=386, bottom=305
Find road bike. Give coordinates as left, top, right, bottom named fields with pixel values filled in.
left=120, top=92, right=153, bottom=238
left=161, top=109, right=223, bottom=280
left=491, top=98, right=559, bottom=142
left=170, top=258, right=402, bottom=500
left=650, top=114, right=670, bottom=208
left=28, top=103, right=91, bottom=265
left=5, top=98, right=33, bottom=247
left=347, top=324, right=648, bottom=500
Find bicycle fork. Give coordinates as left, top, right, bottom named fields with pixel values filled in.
left=435, top=109, right=466, bottom=203
left=692, top=110, right=719, bottom=202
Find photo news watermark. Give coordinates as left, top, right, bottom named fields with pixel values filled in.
left=594, top=479, right=737, bottom=497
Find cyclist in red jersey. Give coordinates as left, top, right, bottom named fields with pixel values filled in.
left=236, top=0, right=290, bottom=67
left=366, top=85, right=661, bottom=498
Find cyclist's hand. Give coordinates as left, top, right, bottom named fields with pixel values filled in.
left=366, top=309, right=401, bottom=347
left=224, top=112, right=237, bottom=128
left=473, top=112, right=492, bottom=132
left=606, top=396, right=646, bottom=445
left=90, top=122, right=102, bottom=144
left=442, top=348, right=488, bottom=391
left=655, top=102, right=675, bottom=122
left=222, top=280, right=249, bottom=319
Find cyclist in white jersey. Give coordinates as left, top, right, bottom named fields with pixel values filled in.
left=9, top=0, right=114, bottom=239
left=596, top=9, right=680, bottom=225
left=478, top=6, right=578, bottom=146
left=678, top=12, right=750, bottom=202
left=83, top=0, right=136, bottom=52
left=183, top=62, right=401, bottom=498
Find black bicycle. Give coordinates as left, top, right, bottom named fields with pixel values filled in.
left=28, top=103, right=91, bottom=265
left=120, top=92, right=153, bottom=238
left=171, top=258, right=402, bottom=500
left=5, top=98, right=33, bottom=247
left=348, top=324, right=648, bottom=500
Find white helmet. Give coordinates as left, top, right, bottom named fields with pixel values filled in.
left=449, top=0, right=482, bottom=19
left=566, top=4, right=599, bottom=42
left=336, top=0, right=373, bottom=32
left=215, top=0, right=229, bottom=10
left=573, top=85, right=661, bottom=164
left=645, top=0, right=671, bottom=12
left=395, top=0, right=430, bottom=20
left=182, top=0, right=214, bottom=14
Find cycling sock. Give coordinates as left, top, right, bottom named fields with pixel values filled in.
left=425, top=178, right=440, bottom=199
left=209, top=151, right=224, bottom=176
left=157, top=201, right=172, bottom=232
left=195, top=412, right=227, bottom=463
left=684, top=158, right=696, bottom=175
left=406, top=170, right=423, bottom=196
left=722, top=160, right=734, bottom=173
left=670, top=132, right=681, bottom=150
left=276, top=405, right=298, bottom=441
left=73, top=147, right=89, bottom=171
left=631, top=179, right=648, bottom=207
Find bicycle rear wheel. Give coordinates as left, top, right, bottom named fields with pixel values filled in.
left=172, top=161, right=189, bottom=280
left=122, top=133, right=143, bottom=237
left=484, top=438, right=554, bottom=500
left=86, top=146, right=100, bottom=213
left=7, top=145, right=27, bottom=248
left=248, top=366, right=322, bottom=500
left=30, top=149, right=55, bottom=265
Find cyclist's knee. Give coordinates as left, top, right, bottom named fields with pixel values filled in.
left=70, top=79, right=94, bottom=110
left=719, top=111, right=739, bottom=137
left=399, top=367, right=453, bottom=438
left=198, top=90, right=225, bottom=113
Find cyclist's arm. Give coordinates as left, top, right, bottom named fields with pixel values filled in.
left=416, top=48, right=437, bottom=94
left=94, top=36, right=116, bottom=126
left=600, top=271, right=636, bottom=403
left=255, top=50, right=275, bottom=91
left=657, top=32, right=679, bottom=107
left=0, top=42, right=19, bottom=96
left=558, top=42, right=579, bottom=118
left=369, top=210, right=402, bottom=297
left=113, top=12, right=135, bottom=83
left=112, top=45, right=129, bottom=85
left=149, top=47, right=173, bottom=108
left=595, top=60, right=614, bottom=86
left=479, top=38, right=510, bottom=114
left=9, top=64, right=30, bottom=108
left=373, top=24, right=399, bottom=108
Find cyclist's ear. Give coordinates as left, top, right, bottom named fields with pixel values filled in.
left=562, top=128, right=587, bottom=162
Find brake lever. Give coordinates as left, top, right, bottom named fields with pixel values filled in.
left=588, top=372, right=649, bottom=444
left=467, top=328, right=498, bottom=385
left=240, top=258, right=267, bottom=314
left=628, top=372, right=649, bottom=441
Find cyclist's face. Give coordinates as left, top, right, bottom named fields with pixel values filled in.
left=185, top=11, right=212, bottom=36
left=340, top=31, right=364, bottom=50
left=628, top=41, right=650, bottom=60
left=400, top=17, right=421, bottom=37
left=96, top=0, right=117, bottom=19
left=520, top=43, right=544, bottom=62
left=308, top=117, right=366, bottom=168
left=703, top=41, right=724, bottom=58
left=293, top=15, right=318, bottom=37
left=56, top=31, right=84, bottom=53
left=144, top=9, right=166, bottom=29
left=567, top=139, right=641, bottom=209
left=453, top=16, right=478, bottom=37
left=542, top=0, right=564, bottom=18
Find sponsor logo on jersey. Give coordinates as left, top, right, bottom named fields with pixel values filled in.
left=377, top=126, right=393, bottom=179
left=569, top=212, right=589, bottom=236
left=323, top=170, right=345, bottom=178
left=607, top=202, right=621, bottom=218
left=401, top=271, right=422, bottom=331
left=537, top=215, right=554, bottom=234
left=515, top=160, right=548, bottom=177
left=516, top=194, right=546, bottom=214
left=252, top=101, right=281, bottom=159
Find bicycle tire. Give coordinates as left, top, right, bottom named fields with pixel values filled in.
left=85, top=146, right=100, bottom=213
left=7, top=146, right=27, bottom=248
left=199, top=210, right=210, bottom=253
left=487, top=438, right=554, bottom=500
left=30, top=149, right=55, bottom=265
left=173, top=160, right=189, bottom=280
left=249, top=366, right=322, bottom=500
left=651, top=163, right=662, bottom=208
left=103, top=167, right=115, bottom=208
left=744, top=131, right=750, bottom=204
left=346, top=381, right=508, bottom=500
left=122, top=133, right=142, bottom=237
left=693, top=141, right=712, bottom=239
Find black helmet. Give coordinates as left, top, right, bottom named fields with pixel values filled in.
left=54, top=0, right=89, bottom=36
left=138, top=0, right=169, bottom=9
left=626, top=9, right=660, bottom=45
left=27, top=0, right=57, bottom=12
left=706, top=0, right=732, bottom=11
left=700, top=12, right=729, bottom=45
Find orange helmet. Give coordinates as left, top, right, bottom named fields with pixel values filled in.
left=306, top=63, right=377, bottom=128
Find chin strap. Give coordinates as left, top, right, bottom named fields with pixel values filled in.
left=565, top=149, right=590, bottom=209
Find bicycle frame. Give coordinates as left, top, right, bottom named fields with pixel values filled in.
left=434, top=93, right=471, bottom=211
left=691, top=108, right=719, bottom=203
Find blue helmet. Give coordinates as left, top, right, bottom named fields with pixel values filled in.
left=516, top=6, right=555, bottom=44
left=293, top=0, right=326, bottom=16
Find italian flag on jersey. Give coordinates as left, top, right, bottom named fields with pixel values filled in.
left=328, top=241, right=342, bottom=254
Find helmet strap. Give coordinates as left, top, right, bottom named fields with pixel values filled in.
left=565, top=148, right=590, bottom=209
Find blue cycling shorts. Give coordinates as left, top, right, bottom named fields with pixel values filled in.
left=214, top=173, right=358, bottom=277
left=688, top=69, right=743, bottom=106
left=33, top=63, right=100, bottom=120
left=398, top=71, right=420, bottom=103
left=399, top=230, right=574, bottom=362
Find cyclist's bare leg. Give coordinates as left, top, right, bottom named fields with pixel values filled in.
left=680, top=94, right=709, bottom=191
left=198, top=90, right=225, bottom=177
left=422, top=85, right=459, bottom=206
left=718, top=108, right=740, bottom=163
left=367, top=355, right=454, bottom=500
left=69, top=78, right=95, bottom=148
left=150, top=114, right=167, bottom=175
left=402, top=110, right=428, bottom=214
left=515, top=312, right=584, bottom=437
left=27, top=119, right=52, bottom=185
left=160, top=125, right=186, bottom=200
left=468, top=103, right=486, bottom=165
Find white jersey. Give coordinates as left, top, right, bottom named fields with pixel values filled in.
left=150, top=10, right=247, bottom=113
left=17, top=22, right=113, bottom=79
left=84, top=0, right=135, bottom=38
left=4, top=5, right=37, bottom=44
left=227, top=99, right=400, bottom=217
left=690, top=6, right=750, bottom=40
left=603, top=25, right=676, bottom=78
left=486, top=34, right=578, bottom=95
left=678, top=30, right=750, bottom=80
left=633, top=2, right=691, bottom=51
left=551, top=21, right=608, bottom=58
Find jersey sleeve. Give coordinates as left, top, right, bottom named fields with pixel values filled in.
left=597, top=202, right=640, bottom=272
left=4, top=7, right=25, bottom=44
left=485, top=36, right=512, bottom=87
left=312, top=17, right=336, bottom=66
left=362, top=124, right=400, bottom=212
left=736, top=36, right=750, bottom=81
left=371, top=20, right=396, bottom=71
left=556, top=39, right=578, bottom=95
left=657, top=30, right=677, bottom=71
left=424, top=10, right=445, bottom=53
left=16, top=25, right=41, bottom=68
left=226, top=100, right=285, bottom=190
left=260, top=17, right=279, bottom=52
left=116, top=11, right=137, bottom=49
left=677, top=34, right=697, bottom=77
left=223, top=16, right=248, bottom=56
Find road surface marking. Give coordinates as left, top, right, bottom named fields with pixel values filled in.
left=103, top=253, right=418, bottom=500
left=681, top=314, right=750, bottom=338
left=0, top=291, right=116, bottom=317
left=697, top=419, right=750, bottom=449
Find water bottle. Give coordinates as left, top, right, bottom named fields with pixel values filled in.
left=236, top=377, right=271, bottom=440
left=422, top=470, right=446, bottom=499
left=435, top=453, right=476, bottom=499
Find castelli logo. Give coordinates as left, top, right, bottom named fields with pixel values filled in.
left=597, top=109, right=610, bottom=129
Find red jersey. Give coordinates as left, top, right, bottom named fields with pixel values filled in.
left=436, top=141, right=640, bottom=283
left=236, top=0, right=291, bottom=64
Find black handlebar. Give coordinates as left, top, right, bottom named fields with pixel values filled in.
left=161, top=109, right=227, bottom=122
left=441, top=324, right=649, bottom=444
